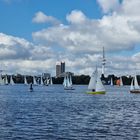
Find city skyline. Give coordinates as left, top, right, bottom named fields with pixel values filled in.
left=0, top=0, right=140, bottom=76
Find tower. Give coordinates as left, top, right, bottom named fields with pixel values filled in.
left=56, top=62, right=61, bottom=77
left=102, top=47, right=106, bottom=76
left=56, top=61, right=65, bottom=77
left=61, top=61, right=65, bottom=73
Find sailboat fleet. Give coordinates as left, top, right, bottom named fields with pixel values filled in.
left=0, top=71, right=140, bottom=95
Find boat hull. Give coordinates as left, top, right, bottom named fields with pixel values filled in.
left=130, top=90, right=140, bottom=93
left=86, top=91, right=106, bottom=94
left=64, top=87, right=75, bottom=90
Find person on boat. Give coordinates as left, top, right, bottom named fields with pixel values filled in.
left=29, top=83, right=33, bottom=91
left=92, top=89, right=95, bottom=92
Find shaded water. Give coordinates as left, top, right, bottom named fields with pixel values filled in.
left=0, top=85, right=140, bottom=139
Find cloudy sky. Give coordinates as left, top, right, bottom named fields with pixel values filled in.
left=0, top=0, right=140, bottom=76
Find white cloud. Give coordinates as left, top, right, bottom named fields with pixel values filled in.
left=97, top=0, right=120, bottom=13
left=32, top=11, right=61, bottom=25
left=0, top=33, right=33, bottom=60
left=0, top=33, right=58, bottom=75
left=66, top=10, right=87, bottom=24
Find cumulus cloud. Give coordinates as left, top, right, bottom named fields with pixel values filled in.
left=0, top=33, right=58, bottom=75
left=66, top=10, right=87, bottom=24
left=0, top=33, right=33, bottom=60
left=97, top=0, right=121, bottom=13
left=32, top=11, right=61, bottom=25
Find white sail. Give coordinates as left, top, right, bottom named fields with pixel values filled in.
left=0, top=75, right=4, bottom=85
left=33, top=76, right=37, bottom=85
left=10, top=76, right=15, bottom=85
left=134, top=75, right=139, bottom=89
left=5, top=75, right=8, bottom=85
left=69, top=75, right=72, bottom=87
left=110, top=77, right=113, bottom=86
left=88, top=67, right=97, bottom=90
left=95, top=73, right=105, bottom=92
left=63, top=76, right=67, bottom=86
left=40, top=76, right=44, bottom=85
left=24, top=76, right=28, bottom=85
left=47, top=78, right=50, bottom=85
left=130, top=78, right=134, bottom=90
left=120, top=76, right=123, bottom=86
left=63, top=75, right=72, bottom=88
left=50, top=77, right=53, bottom=85
left=67, top=75, right=71, bottom=87
left=64, top=75, right=68, bottom=87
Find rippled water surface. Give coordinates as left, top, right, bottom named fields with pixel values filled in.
left=0, top=84, right=140, bottom=140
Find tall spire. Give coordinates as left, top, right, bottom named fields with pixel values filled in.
left=102, top=47, right=106, bottom=75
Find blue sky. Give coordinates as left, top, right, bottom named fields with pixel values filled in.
left=0, top=0, right=140, bottom=76
left=0, top=0, right=102, bottom=40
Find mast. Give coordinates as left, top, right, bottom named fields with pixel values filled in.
left=102, top=47, right=106, bottom=76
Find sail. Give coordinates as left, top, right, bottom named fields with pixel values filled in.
left=134, top=75, right=139, bottom=89
left=33, top=76, right=37, bottom=85
left=47, top=78, right=50, bottom=85
left=95, top=73, right=105, bottom=92
left=130, top=78, right=134, bottom=90
left=67, top=75, right=71, bottom=87
left=10, top=76, right=15, bottom=85
left=88, top=67, right=97, bottom=90
left=50, top=77, right=53, bottom=85
left=63, top=75, right=71, bottom=88
left=40, top=76, right=44, bottom=85
left=24, top=76, right=28, bottom=85
left=120, top=77, right=123, bottom=86
left=110, top=77, right=113, bottom=86
left=69, top=75, right=72, bottom=87
left=0, top=75, right=4, bottom=85
left=63, top=76, right=67, bottom=86
left=5, top=75, right=8, bottom=85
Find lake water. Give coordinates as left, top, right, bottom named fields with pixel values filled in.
left=0, top=84, right=140, bottom=140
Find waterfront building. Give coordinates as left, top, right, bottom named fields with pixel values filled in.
left=56, top=61, right=66, bottom=77
left=56, top=62, right=62, bottom=77
left=61, top=61, right=65, bottom=74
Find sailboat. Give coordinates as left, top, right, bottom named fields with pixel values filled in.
left=0, top=75, right=4, bottom=85
left=87, top=67, right=106, bottom=94
left=130, top=75, right=140, bottom=93
left=63, top=75, right=74, bottom=90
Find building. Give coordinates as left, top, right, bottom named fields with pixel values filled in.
left=56, top=62, right=61, bottom=77
left=61, top=61, right=65, bottom=73
left=42, top=73, right=51, bottom=78
left=56, top=61, right=66, bottom=77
